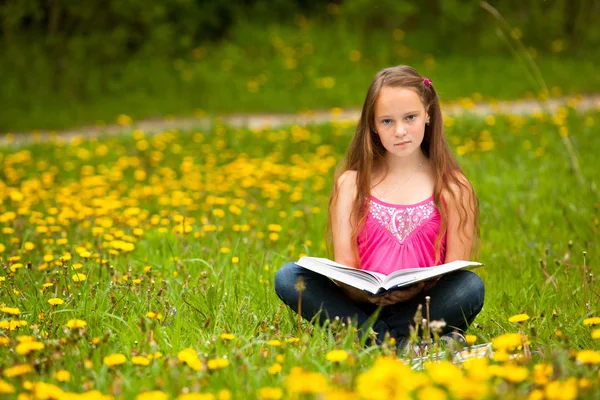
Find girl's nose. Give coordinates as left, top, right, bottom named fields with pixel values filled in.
left=395, top=123, right=407, bottom=136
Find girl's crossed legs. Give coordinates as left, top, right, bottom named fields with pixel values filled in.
left=274, top=262, right=485, bottom=345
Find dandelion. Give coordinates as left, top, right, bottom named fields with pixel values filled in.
left=103, top=353, right=127, bottom=367
left=257, top=387, right=283, bottom=400
left=137, top=391, right=168, bottom=400
left=267, top=339, right=281, bottom=346
left=48, top=298, right=64, bottom=306
left=465, top=334, right=477, bottom=345
left=583, top=317, right=600, bottom=326
left=54, top=370, right=71, bottom=382
left=207, top=358, right=229, bottom=370
left=575, top=350, right=600, bottom=365
left=493, top=364, right=529, bottom=383
left=508, top=313, right=530, bottom=323
left=268, top=363, right=282, bottom=375
left=0, top=307, right=21, bottom=316
left=132, top=355, right=150, bottom=366
left=3, top=364, right=33, bottom=378
left=220, top=333, right=235, bottom=341
left=285, top=367, right=329, bottom=394
left=0, top=320, right=27, bottom=330
left=418, top=386, right=447, bottom=400
left=325, top=349, right=348, bottom=362
left=0, top=379, right=15, bottom=394
left=16, top=341, right=44, bottom=355
left=592, top=329, right=600, bottom=339
left=178, top=394, right=216, bottom=400
left=72, top=273, right=87, bottom=282
left=492, top=333, right=524, bottom=352
left=66, top=319, right=87, bottom=329
left=117, top=114, right=133, bottom=126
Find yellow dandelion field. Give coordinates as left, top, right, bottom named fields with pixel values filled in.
left=0, top=108, right=599, bottom=398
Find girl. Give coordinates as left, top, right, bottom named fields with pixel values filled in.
left=274, top=65, right=484, bottom=347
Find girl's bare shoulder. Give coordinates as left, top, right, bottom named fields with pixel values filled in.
left=336, top=170, right=358, bottom=189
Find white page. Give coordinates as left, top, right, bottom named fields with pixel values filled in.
left=296, top=257, right=381, bottom=294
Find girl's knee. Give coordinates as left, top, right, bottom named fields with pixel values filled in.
left=274, top=262, right=302, bottom=301
left=460, top=271, right=485, bottom=313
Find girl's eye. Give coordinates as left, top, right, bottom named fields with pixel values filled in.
left=381, top=119, right=393, bottom=125
left=406, top=115, right=416, bottom=121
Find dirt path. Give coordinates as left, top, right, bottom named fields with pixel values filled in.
left=2, top=95, right=599, bottom=148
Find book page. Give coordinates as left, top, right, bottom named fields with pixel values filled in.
left=296, top=257, right=382, bottom=294
left=382, top=260, right=483, bottom=290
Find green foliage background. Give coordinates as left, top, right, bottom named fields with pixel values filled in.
left=1, top=0, right=599, bottom=132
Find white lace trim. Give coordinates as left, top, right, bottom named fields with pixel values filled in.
left=369, top=200, right=436, bottom=242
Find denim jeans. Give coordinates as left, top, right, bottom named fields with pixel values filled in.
left=274, top=262, right=485, bottom=344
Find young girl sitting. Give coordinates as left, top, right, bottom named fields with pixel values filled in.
left=274, top=65, right=485, bottom=347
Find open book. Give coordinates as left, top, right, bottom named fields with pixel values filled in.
left=296, top=257, right=483, bottom=296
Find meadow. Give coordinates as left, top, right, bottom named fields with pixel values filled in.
left=0, top=102, right=599, bottom=399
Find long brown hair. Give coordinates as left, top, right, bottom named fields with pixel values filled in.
left=326, top=65, right=480, bottom=265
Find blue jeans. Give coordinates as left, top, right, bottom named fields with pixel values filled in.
left=274, top=262, right=485, bottom=344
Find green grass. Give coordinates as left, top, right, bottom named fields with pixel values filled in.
left=2, top=19, right=599, bottom=133
left=0, top=108, right=599, bottom=398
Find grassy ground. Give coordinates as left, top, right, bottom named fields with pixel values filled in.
left=0, top=107, right=599, bottom=398
left=2, top=19, right=600, bottom=133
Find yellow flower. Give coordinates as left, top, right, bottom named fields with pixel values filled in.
left=285, top=337, right=300, bottom=344
left=257, top=387, right=283, bottom=400
left=545, top=378, right=578, bottom=400
left=575, top=350, right=600, bottom=365
left=178, top=348, right=202, bottom=371
left=418, top=386, right=447, bottom=400
left=137, top=391, right=168, bottom=400
left=0, top=307, right=21, bottom=315
left=117, top=114, right=133, bottom=126
left=218, top=389, right=231, bottom=400
left=325, top=349, right=348, bottom=362
left=425, top=361, right=463, bottom=386
left=178, top=394, right=216, bottom=400
left=285, top=367, right=329, bottom=394
left=48, top=298, right=64, bottom=306
left=0, top=379, right=15, bottom=394
left=132, top=356, right=150, bottom=366
left=220, top=333, right=235, bottom=341
left=66, top=319, right=87, bottom=329
left=72, top=273, right=87, bottom=282
left=103, top=353, right=127, bottom=367
left=54, top=370, right=71, bottom=382
left=0, top=337, right=9, bottom=345
left=207, top=357, right=229, bottom=370
left=267, top=339, right=281, bottom=346
left=465, top=334, right=477, bottom=345
left=492, top=364, right=529, bottom=383
left=533, top=363, right=553, bottom=385
left=3, top=364, right=33, bottom=378
left=0, top=320, right=27, bottom=330
left=508, top=313, right=530, bottom=323
left=24, top=242, right=35, bottom=251
left=583, top=317, right=600, bottom=326
left=492, top=333, right=524, bottom=352
left=592, top=329, right=600, bottom=339
left=268, top=363, right=282, bottom=375
left=16, top=341, right=44, bottom=355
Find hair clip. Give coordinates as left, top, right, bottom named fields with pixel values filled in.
left=423, top=77, right=432, bottom=88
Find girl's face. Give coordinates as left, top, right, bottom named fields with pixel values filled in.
left=373, top=86, right=429, bottom=159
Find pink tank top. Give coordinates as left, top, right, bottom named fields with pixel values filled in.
left=357, top=195, right=446, bottom=275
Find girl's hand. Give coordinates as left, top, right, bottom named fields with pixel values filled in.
left=370, top=282, right=425, bottom=306
left=423, top=277, right=441, bottom=292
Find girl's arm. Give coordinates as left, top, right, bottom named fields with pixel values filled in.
left=331, top=170, right=360, bottom=268
left=331, top=170, right=372, bottom=302
left=443, top=176, right=476, bottom=263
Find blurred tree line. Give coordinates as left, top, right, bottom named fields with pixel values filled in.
left=0, top=0, right=597, bottom=121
